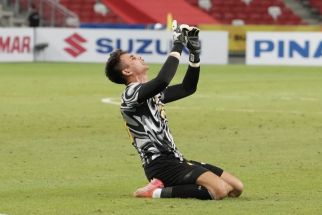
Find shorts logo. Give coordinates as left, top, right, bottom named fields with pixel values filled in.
left=64, top=33, right=87, bottom=58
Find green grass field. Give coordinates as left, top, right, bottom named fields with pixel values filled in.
left=0, top=63, right=322, bottom=215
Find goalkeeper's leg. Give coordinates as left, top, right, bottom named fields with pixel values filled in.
left=133, top=174, right=235, bottom=200
left=189, top=160, right=244, bottom=198
left=134, top=179, right=213, bottom=200
left=137, top=157, right=243, bottom=200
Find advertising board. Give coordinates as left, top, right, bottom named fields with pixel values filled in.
left=0, top=28, right=34, bottom=62
left=246, top=32, right=322, bottom=66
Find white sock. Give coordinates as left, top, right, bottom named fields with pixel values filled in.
left=152, top=188, right=162, bottom=198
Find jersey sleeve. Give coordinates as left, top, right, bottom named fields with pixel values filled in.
left=121, top=83, right=143, bottom=108
left=136, top=55, right=180, bottom=103
left=161, top=65, right=200, bottom=103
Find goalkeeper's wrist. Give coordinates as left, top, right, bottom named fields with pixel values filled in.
left=189, top=62, right=200, bottom=67
left=189, top=52, right=200, bottom=63
left=171, top=43, right=184, bottom=54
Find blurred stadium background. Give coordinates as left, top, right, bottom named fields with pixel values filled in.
left=0, top=0, right=321, bottom=64
left=1, top=1, right=322, bottom=215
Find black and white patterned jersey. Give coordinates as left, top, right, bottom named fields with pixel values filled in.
left=120, top=83, right=184, bottom=165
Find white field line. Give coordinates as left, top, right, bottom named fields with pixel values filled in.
left=194, top=94, right=321, bottom=102
left=101, top=97, right=322, bottom=115
left=101, top=97, right=120, bottom=105
left=166, top=107, right=322, bottom=115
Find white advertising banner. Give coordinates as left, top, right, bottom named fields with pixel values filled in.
left=247, top=32, right=322, bottom=66
left=35, top=28, right=228, bottom=64
left=0, top=28, right=34, bottom=62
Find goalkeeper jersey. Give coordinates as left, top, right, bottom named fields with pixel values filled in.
left=120, top=83, right=183, bottom=165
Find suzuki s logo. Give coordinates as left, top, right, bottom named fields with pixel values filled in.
left=64, top=33, right=87, bottom=58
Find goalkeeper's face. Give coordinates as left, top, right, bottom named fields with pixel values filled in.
left=120, top=53, right=149, bottom=82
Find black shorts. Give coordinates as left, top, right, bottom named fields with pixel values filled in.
left=144, top=154, right=224, bottom=187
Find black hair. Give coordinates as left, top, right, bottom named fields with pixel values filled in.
left=105, top=49, right=127, bottom=84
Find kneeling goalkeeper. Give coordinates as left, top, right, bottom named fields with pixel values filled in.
left=104, top=21, right=243, bottom=200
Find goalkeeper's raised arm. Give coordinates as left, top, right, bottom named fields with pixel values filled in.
left=162, top=25, right=202, bottom=103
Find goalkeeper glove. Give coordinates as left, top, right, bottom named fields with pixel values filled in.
left=171, top=20, right=187, bottom=53
left=186, top=27, right=201, bottom=63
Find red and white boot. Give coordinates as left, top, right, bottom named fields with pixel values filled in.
left=133, top=178, right=164, bottom=198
